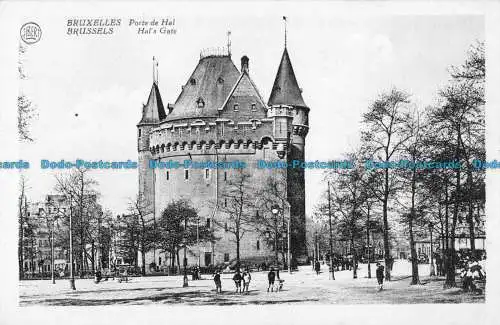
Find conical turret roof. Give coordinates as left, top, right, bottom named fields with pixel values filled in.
left=139, top=82, right=166, bottom=124
left=268, top=47, right=307, bottom=108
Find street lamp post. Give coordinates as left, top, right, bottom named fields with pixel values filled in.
left=429, top=222, right=435, bottom=276
left=68, top=196, right=76, bottom=290
left=287, top=211, right=291, bottom=274
left=51, top=216, right=56, bottom=284
left=327, top=181, right=335, bottom=280
left=183, top=216, right=189, bottom=287
left=271, top=205, right=280, bottom=268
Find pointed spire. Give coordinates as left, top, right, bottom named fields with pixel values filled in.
left=139, top=81, right=166, bottom=125
left=268, top=47, right=307, bottom=108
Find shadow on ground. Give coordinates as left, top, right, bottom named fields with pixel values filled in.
left=20, top=289, right=320, bottom=306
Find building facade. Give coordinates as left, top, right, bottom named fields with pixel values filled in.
left=137, top=42, right=309, bottom=268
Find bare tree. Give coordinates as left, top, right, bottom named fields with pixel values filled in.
left=327, top=153, right=367, bottom=279
left=361, top=88, right=412, bottom=281
left=214, top=169, right=256, bottom=269
left=253, top=169, right=288, bottom=266
left=18, top=175, right=29, bottom=279
left=127, top=194, right=155, bottom=275
left=18, top=43, right=37, bottom=142
left=54, top=168, right=100, bottom=276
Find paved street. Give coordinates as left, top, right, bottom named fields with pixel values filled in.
left=19, top=261, right=484, bottom=306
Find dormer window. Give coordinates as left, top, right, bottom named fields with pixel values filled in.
left=233, top=103, right=239, bottom=111
left=251, top=103, right=257, bottom=111
left=217, top=77, right=224, bottom=84
left=196, top=98, right=205, bottom=108
left=190, top=78, right=196, bottom=85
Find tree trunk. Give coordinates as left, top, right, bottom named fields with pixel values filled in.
left=351, top=236, right=357, bottom=279
left=467, top=195, right=475, bottom=256
left=409, top=218, right=419, bottom=285
left=366, top=205, right=371, bottom=279
left=382, top=194, right=391, bottom=281
left=176, top=250, right=180, bottom=271
left=409, top=168, right=420, bottom=285
left=141, top=240, right=146, bottom=275
left=274, top=219, right=279, bottom=266
left=19, top=195, right=24, bottom=280
left=236, top=235, right=241, bottom=270
left=445, top=133, right=461, bottom=288
left=91, top=242, right=95, bottom=273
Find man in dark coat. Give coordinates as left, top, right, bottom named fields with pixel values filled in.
left=233, top=270, right=242, bottom=293
left=267, top=268, right=276, bottom=292
left=315, top=260, right=321, bottom=275
left=376, top=262, right=385, bottom=291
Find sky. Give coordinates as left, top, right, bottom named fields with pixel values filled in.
left=16, top=2, right=484, bottom=217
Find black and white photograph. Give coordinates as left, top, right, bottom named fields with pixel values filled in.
left=1, top=1, right=499, bottom=324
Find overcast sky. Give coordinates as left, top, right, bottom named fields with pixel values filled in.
left=17, top=2, right=484, bottom=216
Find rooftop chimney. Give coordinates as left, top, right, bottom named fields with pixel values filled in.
left=241, top=55, right=249, bottom=74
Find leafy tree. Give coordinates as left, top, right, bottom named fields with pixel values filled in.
left=157, top=199, right=214, bottom=270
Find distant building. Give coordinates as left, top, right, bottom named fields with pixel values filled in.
left=21, top=194, right=104, bottom=275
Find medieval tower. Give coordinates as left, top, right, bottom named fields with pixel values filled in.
left=137, top=37, right=309, bottom=269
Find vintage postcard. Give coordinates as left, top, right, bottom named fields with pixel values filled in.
left=0, top=1, right=499, bottom=324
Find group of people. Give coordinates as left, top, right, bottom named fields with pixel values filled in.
left=460, top=257, right=485, bottom=293
left=213, top=269, right=252, bottom=294
left=213, top=267, right=284, bottom=294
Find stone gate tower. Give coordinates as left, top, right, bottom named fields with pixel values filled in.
left=137, top=40, right=309, bottom=268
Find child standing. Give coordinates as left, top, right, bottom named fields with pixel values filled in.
left=242, top=271, right=251, bottom=294
left=213, top=270, right=222, bottom=293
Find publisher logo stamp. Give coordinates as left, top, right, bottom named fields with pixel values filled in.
left=20, top=22, right=42, bottom=44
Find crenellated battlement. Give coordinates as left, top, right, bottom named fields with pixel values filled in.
left=148, top=117, right=289, bottom=157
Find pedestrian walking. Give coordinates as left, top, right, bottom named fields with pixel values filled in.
left=435, top=252, right=442, bottom=276
left=213, top=270, right=222, bottom=293
left=267, top=268, right=276, bottom=292
left=315, top=260, right=321, bottom=275
left=233, top=270, right=242, bottom=293
left=242, top=270, right=251, bottom=294
left=376, top=262, right=384, bottom=291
